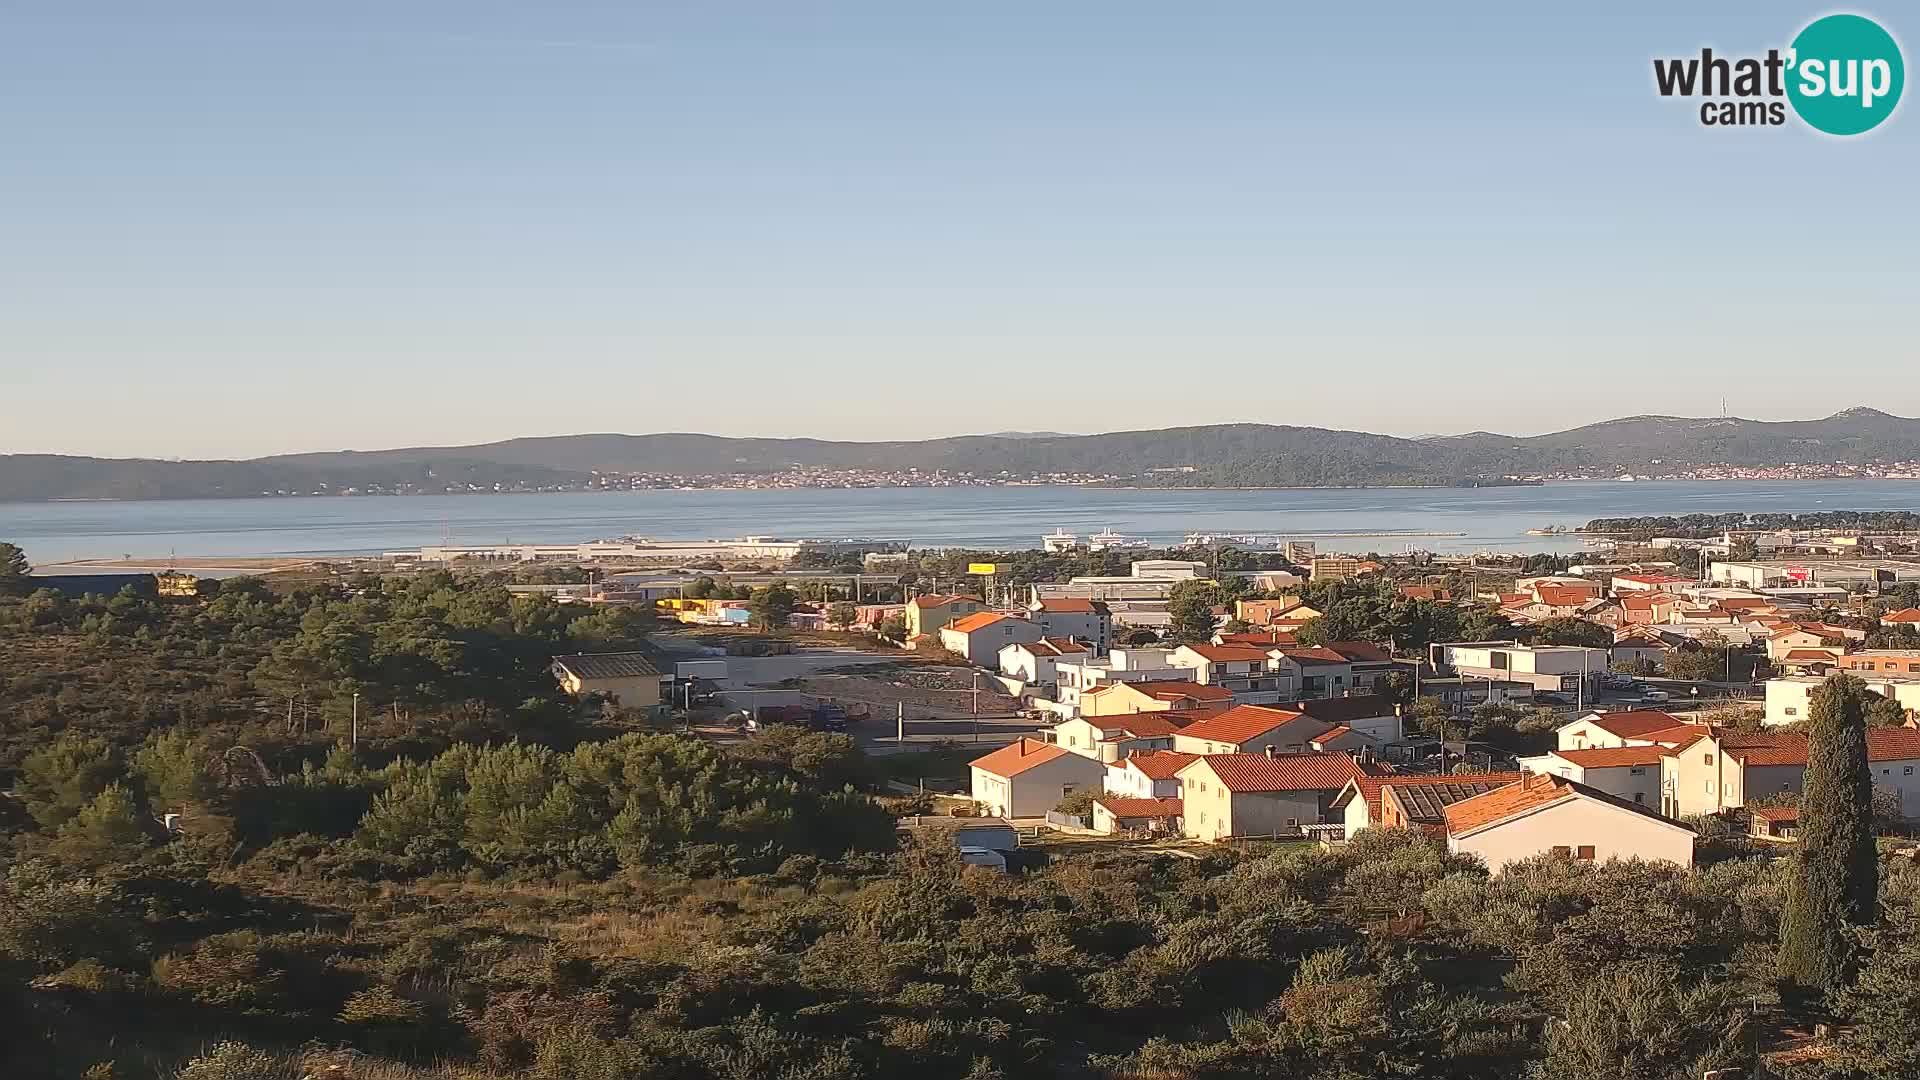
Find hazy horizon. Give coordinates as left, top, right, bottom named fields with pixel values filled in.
left=5, top=2, right=1916, bottom=458
left=4, top=404, right=1909, bottom=463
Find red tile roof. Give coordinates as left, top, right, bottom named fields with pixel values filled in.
left=1617, top=573, right=1693, bottom=586
left=946, top=611, right=1014, bottom=634
left=1750, top=806, right=1799, bottom=822
left=1443, top=771, right=1685, bottom=836
left=1137, top=680, right=1235, bottom=703
left=1669, top=728, right=1920, bottom=769
left=1311, top=725, right=1357, bottom=745
left=1188, top=752, right=1383, bottom=793
left=1324, top=641, right=1392, bottom=663
left=1578, top=710, right=1685, bottom=739
left=1037, top=598, right=1100, bottom=614
left=1114, top=750, right=1198, bottom=779
left=1275, top=695, right=1398, bottom=725
left=969, top=738, right=1073, bottom=778
left=1399, top=585, right=1452, bottom=602
left=1173, top=705, right=1311, bottom=745
left=1333, top=772, right=1524, bottom=820
left=1180, top=643, right=1273, bottom=663
left=1550, top=746, right=1670, bottom=768
left=1278, top=646, right=1353, bottom=666
left=1535, top=585, right=1598, bottom=607
left=1782, top=648, right=1841, bottom=663
left=1884, top=608, right=1920, bottom=623
left=1024, top=638, right=1089, bottom=657
left=1218, top=630, right=1299, bottom=647
left=1089, top=713, right=1188, bottom=739
left=1095, top=796, right=1183, bottom=819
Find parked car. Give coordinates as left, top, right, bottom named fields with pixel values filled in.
left=1642, top=689, right=1671, bottom=703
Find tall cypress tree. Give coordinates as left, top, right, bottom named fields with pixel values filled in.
left=1778, top=673, right=1879, bottom=993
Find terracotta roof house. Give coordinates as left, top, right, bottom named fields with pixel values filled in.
left=1332, top=772, right=1525, bottom=838
left=1518, top=744, right=1669, bottom=808
left=1399, top=585, right=1452, bottom=602
left=1091, top=795, right=1184, bottom=834
left=1554, top=709, right=1687, bottom=751
left=1882, top=607, right=1920, bottom=627
left=1442, top=771, right=1695, bottom=872
left=1177, top=752, right=1388, bottom=841
left=1270, top=694, right=1405, bottom=743
left=939, top=612, right=1043, bottom=668
left=969, top=738, right=1107, bottom=819
left=1661, top=726, right=1920, bottom=817
left=903, top=593, right=986, bottom=638
left=1103, top=749, right=1200, bottom=799
left=551, top=652, right=663, bottom=709
left=1079, top=678, right=1233, bottom=718
left=1053, top=709, right=1202, bottom=762
left=1748, top=805, right=1800, bottom=840
left=1172, top=705, right=1332, bottom=756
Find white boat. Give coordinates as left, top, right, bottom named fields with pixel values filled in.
left=1042, top=528, right=1078, bottom=552
left=1087, top=528, right=1148, bottom=551
left=1616, top=474, right=1637, bottom=482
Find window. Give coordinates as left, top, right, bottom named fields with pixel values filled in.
left=1703, top=753, right=1714, bottom=765
left=1705, top=781, right=1714, bottom=794
left=1551, top=845, right=1571, bottom=857
left=1906, top=766, right=1915, bottom=776
left=1630, top=766, right=1645, bottom=775
left=1197, top=811, right=1206, bottom=824
left=1634, top=792, right=1646, bottom=804
left=1577, top=845, right=1596, bottom=861
left=1785, top=707, right=1798, bottom=717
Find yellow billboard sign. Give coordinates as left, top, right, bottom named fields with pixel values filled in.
left=967, top=562, right=998, bottom=575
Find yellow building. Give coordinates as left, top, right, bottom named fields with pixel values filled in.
left=904, top=593, right=985, bottom=639
left=551, top=652, right=663, bottom=710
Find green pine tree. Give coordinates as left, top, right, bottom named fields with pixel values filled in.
left=1778, top=673, right=1878, bottom=994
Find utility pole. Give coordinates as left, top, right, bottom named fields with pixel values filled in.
left=897, top=702, right=905, bottom=743
left=351, top=692, right=359, bottom=753
left=971, top=670, right=980, bottom=742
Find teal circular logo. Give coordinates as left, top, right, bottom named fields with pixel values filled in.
left=1787, top=14, right=1904, bottom=135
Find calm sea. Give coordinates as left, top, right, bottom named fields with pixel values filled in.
left=5, top=480, right=1920, bottom=565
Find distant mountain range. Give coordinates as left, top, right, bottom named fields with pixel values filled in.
left=5, top=408, right=1919, bottom=501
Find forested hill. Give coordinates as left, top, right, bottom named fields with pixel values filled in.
left=5, top=407, right=1920, bottom=500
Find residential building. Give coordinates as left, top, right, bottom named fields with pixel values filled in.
left=1053, top=712, right=1195, bottom=762
left=1130, top=559, right=1208, bottom=580
left=1838, top=649, right=1920, bottom=677
left=1443, top=772, right=1696, bottom=872
left=1028, top=598, right=1113, bottom=653
left=1748, top=806, right=1800, bottom=841
left=1216, top=628, right=1300, bottom=648
left=1398, top=584, right=1453, bottom=602
left=1053, top=648, right=1190, bottom=711
left=1177, top=752, right=1384, bottom=841
left=1103, top=749, right=1198, bottom=799
left=1080, top=680, right=1234, bottom=717
left=1321, top=641, right=1397, bottom=692
left=1333, top=773, right=1525, bottom=839
left=1172, top=705, right=1337, bottom=756
left=1766, top=627, right=1847, bottom=663
left=1276, top=646, right=1361, bottom=697
left=940, top=612, right=1043, bottom=667
left=1517, top=746, right=1667, bottom=807
left=551, top=652, right=663, bottom=710
left=1612, top=572, right=1696, bottom=596
left=1271, top=694, right=1406, bottom=743
left=1618, top=592, right=1681, bottom=625
left=1434, top=642, right=1607, bottom=695
left=1091, top=796, right=1184, bottom=834
left=1765, top=673, right=1920, bottom=726
left=1611, top=625, right=1693, bottom=667
left=999, top=638, right=1090, bottom=685
left=1660, top=727, right=1920, bottom=817
left=1170, top=643, right=1297, bottom=703
left=904, top=593, right=985, bottom=639
left=1555, top=710, right=1689, bottom=751
left=1309, top=556, right=1376, bottom=582
left=969, top=738, right=1107, bottom=819
left=1881, top=607, right=1920, bottom=629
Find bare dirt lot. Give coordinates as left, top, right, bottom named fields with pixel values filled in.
left=783, top=663, right=1021, bottom=718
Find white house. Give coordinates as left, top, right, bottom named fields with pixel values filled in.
left=940, top=612, right=1044, bottom=669
left=1177, top=752, right=1379, bottom=842
left=1765, top=674, right=1920, bottom=727
left=1516, top=746, right=1667, bottom=808
left=969, top=738, right=1107, bottom=819
left=1169, top=644, right=1297, bottom=703
left=1104, top=749, right=1197, bottom=799
left=1554, top=710, right=1690, bottom=751
left=1443, top=772, right=1696, bottom=872
left=1053, top=712, right=1190, bottom=762
left=1091, top=796, right=1183, bottom=835
left=1660, top=727, right=1920, bottom=817
left=999, top=638, right=1090, bottom=686
left=1028, top=598, right=1113, bottom=655
left=1437, top=642, right=1608, bottom=695
left=1053, top=648, right=1190, bottom=711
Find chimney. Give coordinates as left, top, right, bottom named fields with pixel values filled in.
left=1264, top=744, right=1277, bottom=759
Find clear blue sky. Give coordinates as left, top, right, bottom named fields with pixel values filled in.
left=3, top=2, right=1915, bottom=458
